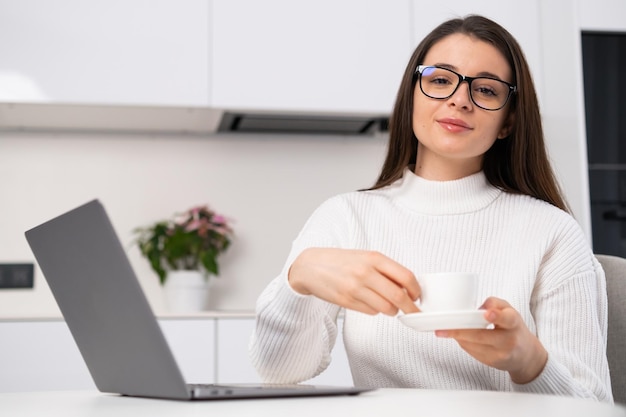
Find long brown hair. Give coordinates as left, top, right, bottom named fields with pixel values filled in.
left=368, top=15, right=569, bottom=212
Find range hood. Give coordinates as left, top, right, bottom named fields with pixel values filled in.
left=0, top=102, right=389, bottom=135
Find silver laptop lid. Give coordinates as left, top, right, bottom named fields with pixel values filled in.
left=25, top=199, right=191, bottom=400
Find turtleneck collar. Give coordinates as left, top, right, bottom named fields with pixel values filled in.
left=386, top=168, right=502, bottom=215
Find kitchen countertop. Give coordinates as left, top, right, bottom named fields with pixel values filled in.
left=0, top=310, right=256, bottom=322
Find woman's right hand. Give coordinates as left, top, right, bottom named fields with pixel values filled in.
left=287, top=247, right=421, bottom=316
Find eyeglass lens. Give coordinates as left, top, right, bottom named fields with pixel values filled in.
left=419, top=66, right=511, bottom=110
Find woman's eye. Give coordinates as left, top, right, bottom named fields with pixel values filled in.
left=475, top=86, right=497, bottom=97
left=431, top=77, right=452, bottom=85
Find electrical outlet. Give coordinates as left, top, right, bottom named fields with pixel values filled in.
left=0, top=263, right=34, bottom=289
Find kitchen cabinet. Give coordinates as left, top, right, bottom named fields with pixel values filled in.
left=158, top=319, right=216, bottom=384
left=0, top=321, right=95, bottom=392
left=215, top=318, right=259, bottom=383
left=1, top=0, right=413, bottom=112
left=0, top=319, right=215, bottom=392
left=0, top=0, right=210, bottom=107
left=210, top=0, right=413, bottom=114
left=0, top=0, right=408, bottom=132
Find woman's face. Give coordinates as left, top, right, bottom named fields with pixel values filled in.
left=412, top=33, right=514, bottom=180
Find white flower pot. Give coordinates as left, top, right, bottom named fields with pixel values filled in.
left=163, top=270, right=209, bottom=313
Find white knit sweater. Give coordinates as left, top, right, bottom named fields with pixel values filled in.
left=249, top=169, right=613, bottom=402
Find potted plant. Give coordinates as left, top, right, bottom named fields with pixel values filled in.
left=133, top=205, right=234, bottom=311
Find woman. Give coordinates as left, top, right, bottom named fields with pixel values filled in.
left=249, top=15, right=612, bottom=402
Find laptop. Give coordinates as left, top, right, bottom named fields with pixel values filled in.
left=24, top=199, right=372, bottom=400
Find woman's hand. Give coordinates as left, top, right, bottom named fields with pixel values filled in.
left=288, top=248, right=421, bottom=316
left=435, top=297, right=548, bottom=384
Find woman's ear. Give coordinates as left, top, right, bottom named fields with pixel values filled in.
left=497, top=112, right=515, bottom=139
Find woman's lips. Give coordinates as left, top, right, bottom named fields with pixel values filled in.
left=437, top=118, right=472, bottom=133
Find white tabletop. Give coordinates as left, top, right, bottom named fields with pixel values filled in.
left=1, top=389, right=625, bottom=417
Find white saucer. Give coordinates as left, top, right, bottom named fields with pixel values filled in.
left=398, top=309, right=492, bottom=332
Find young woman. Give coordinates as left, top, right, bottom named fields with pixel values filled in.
left=249, top=15, right=612, bottom=402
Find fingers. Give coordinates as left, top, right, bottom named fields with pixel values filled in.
left=435, top=297, right=514, bottom=340
left=434, top=298, right=548, bottom=383
left=361, top=251, right=420, bottom=314
left=347, top=287, right=402, bottom=316
left=368, top=251, right=421, bottom=301
left=322, top=250, right=420, bottom=315
left=480, top=297, right=518, bottom=330
left=479, top=296, right=509, bottom=310
left=366, top=278, right=420, bottom=314
left=344, top=260, right=419, bottom=315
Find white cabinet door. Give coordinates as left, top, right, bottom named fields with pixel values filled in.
left=211, top=0, right=412, bottom=114
left=0, top=321, right=95, bottom=392
left=159, top=319, right=216, bottom=384
left=0, top=0, right=210, bottom=106
left=215, top=318, right=261, bottom=383
left=0, top=319, right=216, bottom=393
left=216, top=317, right=353, bottom=386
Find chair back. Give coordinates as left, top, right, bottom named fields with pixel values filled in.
left=596, top=254, right=626, bottom=404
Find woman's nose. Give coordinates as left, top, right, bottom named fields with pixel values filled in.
left=448, top=81, right=473, bottom=109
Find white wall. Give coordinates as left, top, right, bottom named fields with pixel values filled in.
left=578, top=0, right=626, bottom=31
left=0, top=131, right=386, bottom=317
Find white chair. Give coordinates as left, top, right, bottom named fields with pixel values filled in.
left=596, top=254, right=626, bottom=404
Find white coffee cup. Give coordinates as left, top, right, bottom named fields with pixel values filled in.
left=417, top=272, right=478, bottom=312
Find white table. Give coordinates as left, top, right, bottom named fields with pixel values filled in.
left=1, top=389, right=624, bottom=417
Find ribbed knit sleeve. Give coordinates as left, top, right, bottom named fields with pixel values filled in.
left=249, top=276, right=340, bottom=383
left=249, top=198, right=348, bottom=383
left=510, top=228, right=611, bottom=401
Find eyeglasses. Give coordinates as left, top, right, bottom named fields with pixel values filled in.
left=415, top=65, right=516, bottom=111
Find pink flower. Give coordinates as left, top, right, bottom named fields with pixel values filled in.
left=185, top=219, right=202, bottom=232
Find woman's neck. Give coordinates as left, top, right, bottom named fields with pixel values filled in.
left=413, top=147, right=483, bottom=181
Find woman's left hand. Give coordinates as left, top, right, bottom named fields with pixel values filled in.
left=434, top=297, right=548, bottom=384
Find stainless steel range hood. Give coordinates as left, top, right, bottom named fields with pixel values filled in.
left=217, top=111, right=388, bottom=135
left=0, top=102, right=389, bottom=135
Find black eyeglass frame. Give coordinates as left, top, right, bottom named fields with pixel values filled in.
left=415, top=65, right=517, bottom=111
